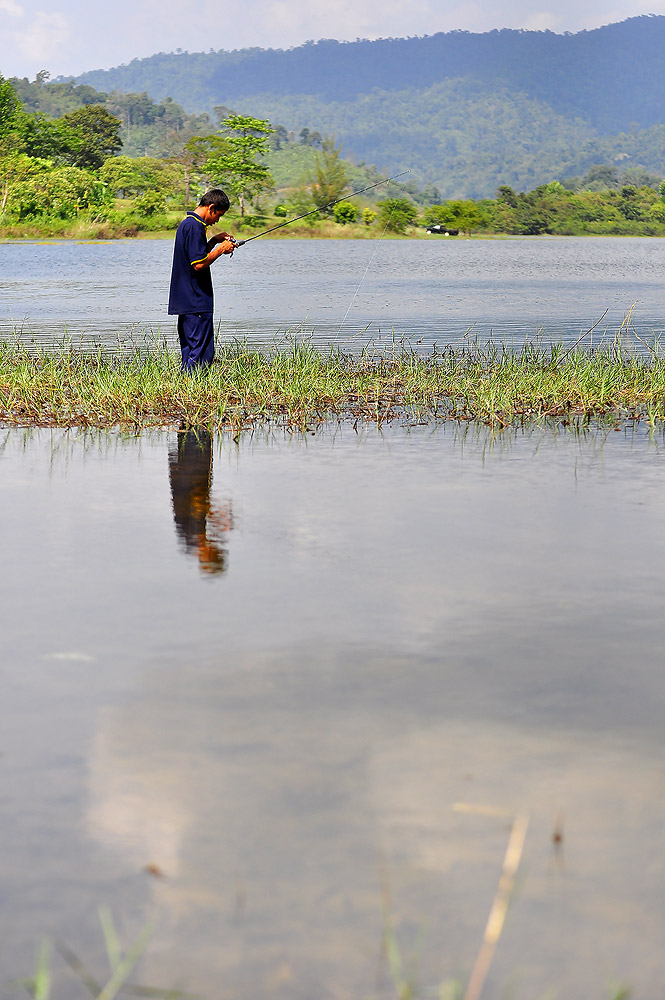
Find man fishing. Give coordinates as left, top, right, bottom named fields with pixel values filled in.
left=168, top=189, right=236, bottom=372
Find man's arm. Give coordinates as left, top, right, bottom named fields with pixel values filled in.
left=192, top=239, right=236, bottom=271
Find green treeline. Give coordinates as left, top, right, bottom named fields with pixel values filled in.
left=422, top=177, right=665, bottom=237
left=2, top=71, right=665, bottom=240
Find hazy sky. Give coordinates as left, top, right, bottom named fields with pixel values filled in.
left=1, top=0, right=664, bottom=81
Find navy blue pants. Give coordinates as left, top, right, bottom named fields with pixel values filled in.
left=178, top=313, right=214, bottom=371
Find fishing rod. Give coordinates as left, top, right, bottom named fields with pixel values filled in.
left=225, top=170, right=411, bottom=248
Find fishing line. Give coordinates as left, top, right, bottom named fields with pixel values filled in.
left=226, top=169, right=410, bottom=349
left=334, top=202, right=398, bottom=342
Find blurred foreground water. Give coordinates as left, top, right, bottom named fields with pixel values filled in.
left=2, top=421, right=665, bottom=998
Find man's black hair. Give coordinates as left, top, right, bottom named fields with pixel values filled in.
left=199, top=188, right=230, bottom=212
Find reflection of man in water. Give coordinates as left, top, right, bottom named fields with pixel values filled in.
left=168, top=428, right=233, bottom=575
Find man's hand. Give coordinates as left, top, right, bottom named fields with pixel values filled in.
left=205, top=232, right=237, bottom=254
left=215, top=239, right=236, bottom=256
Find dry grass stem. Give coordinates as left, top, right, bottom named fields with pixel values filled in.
left=463, top=813, right=530, bottom=1000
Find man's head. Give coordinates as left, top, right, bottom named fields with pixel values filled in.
left=198, top=188, right=230, bottom=225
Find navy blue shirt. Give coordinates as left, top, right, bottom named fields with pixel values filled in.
left=168, top=212, right=214, bottom=315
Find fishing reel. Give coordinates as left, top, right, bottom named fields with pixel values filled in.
left=206, top=234, right=244, bottom=256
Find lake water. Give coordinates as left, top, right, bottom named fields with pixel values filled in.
left=2, top=422, right=665, bottom=998
left=2, top=236, right=665, bottom=353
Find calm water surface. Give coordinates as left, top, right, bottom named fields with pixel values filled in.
left=2, top=423, right=665, bottom=998
left=1, top=236, right=665, bottom=352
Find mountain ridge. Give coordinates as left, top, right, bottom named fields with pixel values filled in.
left=62, top=16, right=665, bottom=198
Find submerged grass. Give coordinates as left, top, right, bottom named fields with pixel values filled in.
left=11, top=907, right=198, bottom=999
left=2, top=333, right=665, bottom=430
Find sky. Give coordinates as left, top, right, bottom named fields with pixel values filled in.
left=1, top=0, right=665, bottom=81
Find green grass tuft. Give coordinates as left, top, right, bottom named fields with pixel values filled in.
left=2, top=333, right=665, bottom=430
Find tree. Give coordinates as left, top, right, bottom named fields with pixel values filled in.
left=310, top=136, right=348, bottom=213
left=270, top=124, right=289, bottom=150
left=99, top=155, right=186, bottom=202
left=98, top=155, right=144, bottom=196
left=580, top=164, right=619, bottom=191
left=378, top=197, right=418, bottom=233
left=18, top=113, right=70, bottom=161
left=424, top=200, right=483, bottom=232
left=172, top=134, right=230, bottom=205
left=18, top=108, right=121, bottom=169
left=0, top=152, right=42, bottom=213
left=496, top=184, right=518, bottom=207
left=205, top=114, right=274, bottom=215
left=58, top=105, right=122, bottom=168
left=0, top=74, right=24, bottom=153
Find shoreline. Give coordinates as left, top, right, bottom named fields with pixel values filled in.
left=3, top=230, right=665, bottom=244
left=4, top=222, right=665, bottom=244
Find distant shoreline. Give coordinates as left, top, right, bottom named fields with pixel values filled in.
left=3, top=230, right=665, bottom=244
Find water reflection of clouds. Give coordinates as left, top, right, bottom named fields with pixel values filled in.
left=4, top=424, right=665, bottom=996
left=83, top=647, right=665, bottom=998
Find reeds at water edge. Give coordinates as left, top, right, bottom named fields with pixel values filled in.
left=2, top=330, right=665, bottom=430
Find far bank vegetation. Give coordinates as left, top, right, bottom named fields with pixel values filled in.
left=2, top=73, right=665, bottom=241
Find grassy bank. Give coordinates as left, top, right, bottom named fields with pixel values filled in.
left=2, top=338, right=665, bottom=430
left=0, top=214, right=424, bottom=242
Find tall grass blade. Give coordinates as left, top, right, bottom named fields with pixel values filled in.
left=54, top=936, right=102, bottom=996
left=99, top=906, right=121, bottom=971
left=96, top=917, right=156, bottom=1000
left=13, top=939, right=53, bottom=1000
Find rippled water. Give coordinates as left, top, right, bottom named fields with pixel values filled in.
left=2, top=236, right=665, bottom=353
left=2, top=423, right=665, bottom=998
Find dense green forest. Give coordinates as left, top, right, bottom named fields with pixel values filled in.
left=2, top=69, right=665, bottom=240
left=68, top=16, right=665, bottom=199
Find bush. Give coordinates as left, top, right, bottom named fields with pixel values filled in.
left=9, top=164, right=111, bottom=220
left=132, top=190, right=166, bottom=216
left=273, top=203, right=288, bottom=217
left=424, top=200, right=484, bottom=232
left=236, top=213, right=269, bottom=229
left=332, top=200, right=357, bottom=225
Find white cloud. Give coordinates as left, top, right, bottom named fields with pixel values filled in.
left=197, top=0, right=665, bottom=49
left=12, top=10, right=69, bottom=64
left=252, top=0, right=435, bottom=42
left=522, top=10, right=562, bottom=30
left=0, top=0, right=24, bottom=16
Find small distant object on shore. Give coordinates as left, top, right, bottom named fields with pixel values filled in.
left=426, top=224, right=459, bottom=236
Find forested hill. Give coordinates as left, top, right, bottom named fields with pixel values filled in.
left=74, top=17, right=665, bottom=133
left=68, top=16, right=665, bottom=199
